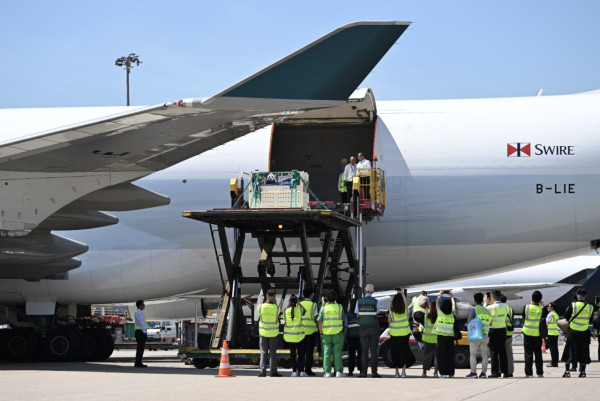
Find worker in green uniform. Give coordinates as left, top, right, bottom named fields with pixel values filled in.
left=356, top=283, right=380, bottom=378
left=258, top=288, right=282, bottom=377
left=522, top=290, right=544, bottom=378
left=346, top=299, right=362, bottom=376
left=318, top=289, right=347, bottom=377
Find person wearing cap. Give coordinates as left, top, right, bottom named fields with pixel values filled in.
left=345, top=299, right=362, bottom=376
left=258, top=288, right=282, bottom=377
left=522, top=290, right=544, bottom=378
left=466, top=292, right=491, bottom=378
left=133, top=300, right=148, bottom=368
left=300, top=288, right=319, bottom=376
left=545, top=302, right=560, bottom=367
left=563, top=288, right=593, bottom=378
left=318, top=289, right=347, bottom=377
left=356, top=283, right=381, bottom=378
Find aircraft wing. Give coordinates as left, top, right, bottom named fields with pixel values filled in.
left=0, top=21, right=410, bottom=280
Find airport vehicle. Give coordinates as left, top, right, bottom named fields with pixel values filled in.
left=3, top=19, right=600, bottom=363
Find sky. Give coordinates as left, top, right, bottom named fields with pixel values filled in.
left=1, top=1, right=599, bottom=108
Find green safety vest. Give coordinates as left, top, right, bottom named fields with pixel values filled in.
left=346, top=311, right=360, bottom=338
left=569, top=302, right=593, bottom=332
left=488, top=303, right=508, bottom=329
left=300, top=299, right=318, bottom=335
left=412, top=296, right=427, bottom=317
left=506, top=306, right=514, bottom=336
left=283, top=306, right=305, bottom=343
left=434, top=311, right=455, bottom=337
left=547, top=310, right=559, bottom=336
left=321, top=303, right=344, bottom=335
left=258, top=303, right=281, bottom=338
left=388, top=309, right=410, bottom=336
left=339, top=173, right=347, bottom=192
left=357, top=297, right=379, bottom=327
left=522, top=304, right=542, bottom=337
left=474, top=305, right=492, bottom=336
left=421, top=315, right=437, bottom=344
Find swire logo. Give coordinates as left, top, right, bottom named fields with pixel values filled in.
left=507, top=142, right=530, bottom=157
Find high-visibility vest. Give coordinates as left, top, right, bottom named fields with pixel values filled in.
left=283, top=306, right=305, bottom=343
left=569, top=302, right=593, bottom=332
left=321, top=303, right=344, bottom=335
left=433, top=311, right=455, bottom=337
left=338, top=173, right=347, bottom=192
left=300, top=300, right=318, bottom=335
left=388, top=309, right=410, bottom=336
left=547, top=310, right=559, bottom=336
left=522, top=304, right=542, bottom=337
left=505, top=306, right=514, bottom=336
left=412, top=296, right=427, bottom=317
left=487, top=303, right=508, bottom=329
left=346, top=311, right=360, bottom=338
left=421, top=315, right=437, bottom=344
left=258, top=303, right=281, bottom=338
left=474, top=305, right=492, bottom=336
left=357, top=297, right=378, bottom=327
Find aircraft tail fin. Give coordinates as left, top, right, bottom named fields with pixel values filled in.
left=203, top=21, right=410, bottom=110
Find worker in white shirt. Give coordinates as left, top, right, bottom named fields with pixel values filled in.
left=357, top=153, right=372, bottom=200
left=343, top=156, right=357, bottom=200
left=134, top=300, right=148, bottom=368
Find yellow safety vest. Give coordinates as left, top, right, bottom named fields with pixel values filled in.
left=421, top=315, right=437, bottom=344
left=569, top=302, right=593, bottom=332
left=488, top=303, right=508, bottom=329
left=412, top=296, right=427, bottom=317
left=474, top=305, right=492, bottom=335
left=283, top=306, right=305, bottom=343
left=258, top=303, right=281, bottom=338
left=339, top=173, right=347, bottom=192
left=321, top=303, right=344, bottom=335
left=522, top=304, right=542, bottom=337
left=300, top=300, right=318, bottom=335
left=388, top=309, right=410, bottom=336
left=547, top=310, right=559, bottom=336
left=433, top=311, right=455, bottom=337
left=505, top=306, right=514, bottom=336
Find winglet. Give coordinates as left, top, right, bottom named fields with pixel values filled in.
left=202, top=21, right=410, bottom=110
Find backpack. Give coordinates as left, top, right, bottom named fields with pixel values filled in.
left=467, top=317, right=484, bottom=342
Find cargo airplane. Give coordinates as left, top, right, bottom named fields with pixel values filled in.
left=2, top=20, right=600, bottom=362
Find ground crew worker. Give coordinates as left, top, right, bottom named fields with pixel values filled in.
left=522, top=290, right=544, bottom=378
left=545, top=302, right=560, bottom=367
left=318, top=289, right=347, bottom=377
left=356, top=283, right=381, bottom=378
left=300, top=288, right=318, bottom=376
left=346, top=299, right=362, bottom=376
left=564, top=288, right=594, bottom=378
left=487, top=290, right=509, bottom=378
left=343, top=156, right=357, bottom=199
left=388, top=291, right=412, bottom=378
left=258, top=288, right=281, bottom=377
left=434, top=290, right=456, bottom=377
left=411, top=291, right=428, bottom=323
left=283, top=294, right=306, bottom=377
left=338, top=158, right=348, bottom=203
left=133, top=300, right=148, bottom=368
left=421, top=298, right=439, bottom=378
left=356, top=152, right=372, bottom=199
left=466, top=292, right=491, bottom=378
left=502, top=294, right=515, bottom=377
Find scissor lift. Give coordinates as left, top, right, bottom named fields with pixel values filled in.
left=182, top=208, right=362, bottom=350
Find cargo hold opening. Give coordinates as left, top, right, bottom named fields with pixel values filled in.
left=268, top=89, right=377, bottom=203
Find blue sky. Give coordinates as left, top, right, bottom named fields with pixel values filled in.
left=1, top=1, right=598, bottom=108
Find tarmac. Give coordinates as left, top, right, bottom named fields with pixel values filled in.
left=1, top=343, right=598, bottom=401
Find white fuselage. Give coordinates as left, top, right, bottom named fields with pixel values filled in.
left=1, top=93, right=600, bottom=305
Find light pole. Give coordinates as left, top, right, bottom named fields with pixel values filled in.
left=115, top=53, right=142, bottom=106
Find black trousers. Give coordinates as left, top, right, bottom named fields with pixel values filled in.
left=570, top=330, right=591, bottom=366
left=523, top=334, right=543, bottom=376
left=436, top=335, right=455, bottom=376
left=347, top=336, right=362, bottom=373
left=340, top=191, right=348, bottom=203
left=489, top=328, right=508, bottom=375
left=134, top=329, right=147, bottom=366
left=303, top=332, right=317, bottom=372
left=287, top=339, right=306, bottom=373
left=546, top=335, right=559, bottom=366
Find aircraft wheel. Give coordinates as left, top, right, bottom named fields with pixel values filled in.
left=81, top=328, right=108, bottom=361
left=43, top=327, right=81, bottom=361
left=379, top=340, right=394, bottom=368
left=96, top=329, right=114, bottom=361
left=454, top=346, right=470, bottom=369
left=6, top=328, right=40, bottom=362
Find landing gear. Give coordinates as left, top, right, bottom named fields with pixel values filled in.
left=5, top=328, right=39, bottom=362
left=43, top=327, right=81, bottom=362
left=80, top=328, right=112, bottom=361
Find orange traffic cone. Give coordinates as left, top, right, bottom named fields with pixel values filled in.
left=215, top=340, right=235, bottom=378
left=542, top=338, right=547, bottom=353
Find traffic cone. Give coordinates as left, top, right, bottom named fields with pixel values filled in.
left=215, top=340, right=235, bottom=378
left=542, top=338, right=547, bottom=353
